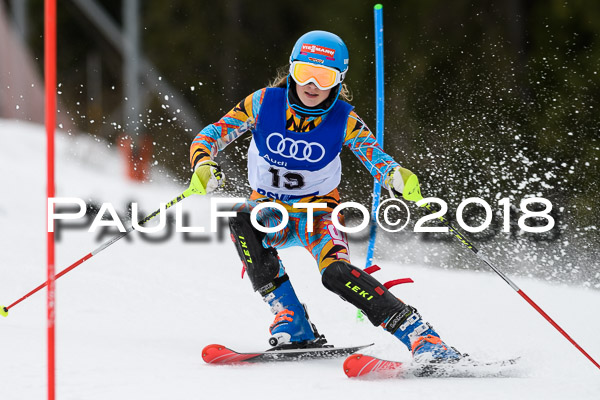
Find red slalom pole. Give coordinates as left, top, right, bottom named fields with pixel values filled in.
left=422, top=202, right=600, bottom=371
left=44, top=0, right=57, bottom=399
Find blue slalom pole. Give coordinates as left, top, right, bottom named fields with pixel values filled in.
left=365, top=4, right=385, bottom=268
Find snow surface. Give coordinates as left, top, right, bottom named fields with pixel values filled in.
left=1, top=119, right=599, bottom=399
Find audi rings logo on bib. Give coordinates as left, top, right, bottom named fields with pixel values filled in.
left=266, top=132, right=326, bottom=163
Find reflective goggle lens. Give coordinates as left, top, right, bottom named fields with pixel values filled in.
left=291, top=62, right=340, bottom=90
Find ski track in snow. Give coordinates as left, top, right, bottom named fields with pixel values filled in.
left=1, top=119, right=599, bottom=399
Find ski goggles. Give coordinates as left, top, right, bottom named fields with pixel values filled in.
left=289, top=61, right=345, bottom=90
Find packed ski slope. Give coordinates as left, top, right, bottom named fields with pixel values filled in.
left=1, top=119, right=599, bottom=399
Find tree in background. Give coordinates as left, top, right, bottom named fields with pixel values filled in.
left=13, top=0, right=600, bottom=284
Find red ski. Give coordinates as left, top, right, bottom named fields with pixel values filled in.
left=202, top=343, right=373, bottom=365
left=344, top=353, right=520, bottom=378
left=343, top=353, right=404, bottom=378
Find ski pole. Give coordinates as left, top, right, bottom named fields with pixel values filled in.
left=1, top=173, right=206, bottom=317
left=419, top=199, right=600, bottom=371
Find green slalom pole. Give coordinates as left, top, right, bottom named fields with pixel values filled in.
left=1, top=173, right=206, bottom=317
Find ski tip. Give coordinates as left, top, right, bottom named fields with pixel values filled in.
left=343, top=353, right=368, bottom=378
left=201, top=344, right=261, bottom=364
left=202, top=344, right=229, bottom=364
left=1, top=306, right=8, bottom=317
left=344, top=353, right=404, bottom=379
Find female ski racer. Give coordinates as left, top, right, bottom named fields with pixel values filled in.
left=190, top=30, right=462, bottom=362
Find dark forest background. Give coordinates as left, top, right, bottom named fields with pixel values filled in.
left=9, top=0, right=599, bottom=285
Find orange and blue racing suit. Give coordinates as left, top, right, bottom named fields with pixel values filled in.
left=190, top=87, right=400, bottom=274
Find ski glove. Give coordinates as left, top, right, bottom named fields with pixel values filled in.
left=193, top=160, right=225, bottom=194
left=387, top=166, right=424, bottom=203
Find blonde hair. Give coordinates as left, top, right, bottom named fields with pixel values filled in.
left=268, top=65, right=353, bottom=102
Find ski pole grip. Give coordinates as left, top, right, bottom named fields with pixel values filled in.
left=1, top=306, right=8, bottom=317
left=403, top=174, right=424, bottom=204
left=187, top=171, right=207, bottom=196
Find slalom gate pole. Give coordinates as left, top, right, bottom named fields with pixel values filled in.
left=45, top=0, right=57, bottom=398
left=1, top=173, right=206, bottom=316
left=421, top=202, right=600, bottom=371
left=358, top=3, right=385, bottom=322
left=365, top=3, right=385, bottom=269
